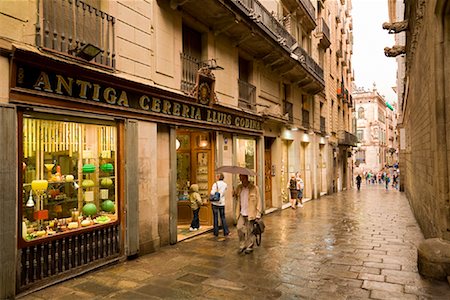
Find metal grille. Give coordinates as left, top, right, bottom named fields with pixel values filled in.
left=37, top=0, right=116, bottom=68
left=302, top=109, right=310, bottom=128
left=238, top=79, right=256, bottom=110
left=180, top=53, right=200, bottom=93
left=19, top=224, right=120, bottom=290
left=320, top=116, right=326, bottom=133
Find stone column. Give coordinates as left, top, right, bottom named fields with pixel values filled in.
left=0, top=104, right=17, bottom=299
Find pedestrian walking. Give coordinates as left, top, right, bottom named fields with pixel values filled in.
left=188, top=184, right=203, bottom=231
left=356, top=174, right=362, bottom=191
left=287, top=174, right=298, bottom=209
left=296, top=172, right=304, bottom=207
left=234, top=174, right=262, bottom=254
left=385, top=175, right=390, bottom=190
left=210, top=173, right=230, bottom=237
left=392, top=172, right=398, bottom=189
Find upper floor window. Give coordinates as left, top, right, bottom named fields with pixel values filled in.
left=180, top=24, right=203, bottom=92
left=358, top=107, right=365, bottom=119
left=357, top=129, right=364, bottom=141
left=238, top=57, right=255, bottom=110
left=39, top=0, right=115, bottom=68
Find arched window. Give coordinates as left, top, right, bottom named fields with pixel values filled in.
left=358, top=107, right=365, bottom=119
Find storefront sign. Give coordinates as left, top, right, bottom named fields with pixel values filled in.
left=14, top=64, right=262, bottom=132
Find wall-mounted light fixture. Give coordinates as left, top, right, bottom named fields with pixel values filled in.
left=197, top=134, right=209, bottom=148
left=75, top=43, right=102, bottom=61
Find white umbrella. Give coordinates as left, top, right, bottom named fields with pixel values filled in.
left=215, top=165, right=257, bottom=176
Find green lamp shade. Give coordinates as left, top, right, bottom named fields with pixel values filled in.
left=82, top=179, right=95, bottom=188
left=82, top=164, right=96, bottom=173
left=100, top=163, right=114, bottom=173
left=82, top=203, right=97, bottom=216
left=101, top=200, right=115, bottom=213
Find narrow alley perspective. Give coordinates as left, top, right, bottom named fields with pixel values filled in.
left=22, top=185, right=450, bottom=300
left=2, top=0, right=450, bottom=299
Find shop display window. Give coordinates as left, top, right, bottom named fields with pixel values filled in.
left=236, top=138, right=256, bottom=180
left=21, top=116, right=118, bottom=242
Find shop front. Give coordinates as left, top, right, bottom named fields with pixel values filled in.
left=5, top=48, right=263, bottom=294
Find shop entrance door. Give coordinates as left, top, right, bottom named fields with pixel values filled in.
left=264, top=137, right=274, bottom=209
left=176, top=130, right=213, bottom=239
left=264, top=149, right=272, bottom=209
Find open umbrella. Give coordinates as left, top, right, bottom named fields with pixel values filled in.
left=215, top=165, right=257, bottom=176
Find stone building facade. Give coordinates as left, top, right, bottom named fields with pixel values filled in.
left=0, top=0, right=355, bottom=297
left=386, top=0, right=450, bottom=280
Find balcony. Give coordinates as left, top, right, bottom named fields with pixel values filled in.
left=282, top=0, right=316, bottom=31
left=302, top=109, right=310, bottom=129
left=338, top=130, right=357, bottom=146
left=180, top=53, right=200, bottom=93
left=341, top=52, right=348, bottom=67
left=166, top=0, right=324, bottom=93
left=316, top=18, right=331, bottom=49
left=37, top=0, right=115, bottom=68
left=320, top=116, right=326, bottom=133
left=238, top=79, right=256, bottom=111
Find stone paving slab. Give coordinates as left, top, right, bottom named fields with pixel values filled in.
left=19, top=185, right=450, bottom=299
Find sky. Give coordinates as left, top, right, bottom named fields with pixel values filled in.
left=352, top=0, right=397, bottom=104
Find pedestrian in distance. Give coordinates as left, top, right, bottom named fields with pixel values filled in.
left=296, top=172, right=304, bottom=207
left=287, top=173, right=298, bottom=209
left=356, top=174, right=362, bottom=191
left=385, top=175, right=390, bottom=190
left=188, top=184, right=204, bottom=231
left=210, top=173, right=230, bottom=237
left=234, top=174, right=262, bottom=254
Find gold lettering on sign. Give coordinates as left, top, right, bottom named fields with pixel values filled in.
left=23, top=66, right=263, bottom=132
left=181, top=104, right=190, bottom=118
left=162, top=100, right=172, bottom=114
left=33, top=72, right=53, bottom=92
left=76, top=80, right=92, bottom=99
left=92, top=84, right=101, bottom=101
left=117, top=91, right=129, bottom=107
left=172, top=102, right=181, bottom=116
left=139, top=95, right=150, bottom=110
left=104, top=87, right=117, bottom=104
left=55, top=75, right=73, bottom=96
left=152, top=98, right=161, bottom=112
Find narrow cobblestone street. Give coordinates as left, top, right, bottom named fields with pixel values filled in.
left=22, top=185, right=450, bottom=300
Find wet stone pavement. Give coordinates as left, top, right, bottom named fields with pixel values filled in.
left=22, top=185, right=450, bottom=299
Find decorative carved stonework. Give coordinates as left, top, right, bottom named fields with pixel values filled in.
left=382, top=20, right=409, bottom=33
left=407, top=0, right=427, bottom=67
left=384, top=45, right=406, bottom=57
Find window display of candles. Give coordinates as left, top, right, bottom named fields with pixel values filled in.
left=21, top=117, right=118, bottom=241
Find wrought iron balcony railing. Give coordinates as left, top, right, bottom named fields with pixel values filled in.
left=180, top=53, right=200, bottom=93
left=238, top=79, right=256, bottom=110
left=298, top=0, right=316, bottom=23
left=320, top=116, right=326, bottom=133
left=230, top=0, right=324, bottom=85
left=37, top=0, right=115, bottom=68
left=302, top=109, right=310, bottom=128
left=317, top=17, right=331, bottom=49
left=338, top=130, right=357, bottom=146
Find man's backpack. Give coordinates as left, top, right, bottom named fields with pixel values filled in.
left=289, top=178, right=296, bottom=189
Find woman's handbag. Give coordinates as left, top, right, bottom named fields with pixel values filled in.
left=252, top=218, right=265, bottom=246
left=209, top=182, right=221, bottom=202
